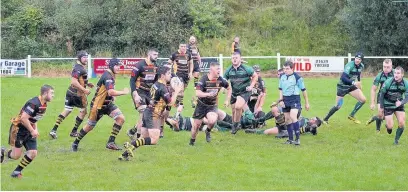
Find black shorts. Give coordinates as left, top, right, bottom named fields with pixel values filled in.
left=193, top=61, right=200, bottom=73
left=336, top=84, right=358, bottom=97
left=8, top=124, right=37, bottom=150
left=231, top=91, right=251, bottom=105
left=142, top=109, right=161, bottom=129
left=65, top=91, right=87, bottom=109
left=384, top=106, right=405, bottom=116
left=248, top=98, right=257, bottom=113
left=282, top=96, right=302, bottom=113
left=192, top=101, right=218, bottom=119
left=132, top=90, right=151, bottom=109
left=88, top=103, right=118, bottom=126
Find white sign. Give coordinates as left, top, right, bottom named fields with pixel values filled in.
left=0, top=59, right=27, bottom=75
left=285, top=57, right=344, bottom=72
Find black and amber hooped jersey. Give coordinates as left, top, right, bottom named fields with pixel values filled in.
left=148, top=80, right=172, bottom=117
left=196, top=75, right=229, bottom=106
left=90, top=70, right=116, bottom=110
left=187, top=44, right=200, bottom=61
left=169, top=51, right=192, bottom=75
left=68, top=62, right=88, bottom=96
left=11, top=96, right=48, bottom=126
left=130, top=59, right=158, bottom=92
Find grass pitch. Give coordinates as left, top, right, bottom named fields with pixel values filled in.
left=1, top=76, right=408, bottom=190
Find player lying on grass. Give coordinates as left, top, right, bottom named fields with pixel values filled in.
left=245, top=116, right=322, bottom=137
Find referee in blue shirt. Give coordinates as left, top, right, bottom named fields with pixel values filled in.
left=279, top=61, right=310, bottom=145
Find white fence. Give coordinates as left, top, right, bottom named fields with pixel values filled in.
left=2, top=53, right=408, bottom=78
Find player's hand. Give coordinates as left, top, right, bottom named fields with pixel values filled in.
left=246, top=85, right=254, bottom=91
left=396, top=100, right=402, bottom=107
left=84, top=89, right=91, bottom=95
left=87, top=83, right=95, bottom=88
left=133, top=92, right=141, bottom=103
left=224, top=100, right=230, bottom=108
left=370, top=103, right=376, bottom=110
left=123, top=88, right=130, bottom=95
left=355, top=82, right=362, bottom=90
left=30, top=129, right=39, bottom=138
left=305, top=103, right=310, bottom=111
left=279, top=100, right=285, bottom=108
left=208, top=91, right=217, bottom=97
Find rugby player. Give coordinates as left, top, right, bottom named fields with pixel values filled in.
left=1, top=85, right=54, bottom=178
left=127, top=49, right=159, bottom=139
left=71, top=58, right=129, bottom=151
left=323, top=52, right=366, bottom=124
left=49, top=51, right=93, bottom=139
left=187, top=36, right=202, bottom=108
left=366, top=59, right=394, bottom=133
left=119, top=66, right=182, bottom=160
left=224, top=52, right=258, bottom=134
left=378, top=66, right=408, bottom=145
left=168, top=43, right=194, bottom=120
left=190, top=62, right=230, bottom=145
left=248, top=65, right=266, bottom=115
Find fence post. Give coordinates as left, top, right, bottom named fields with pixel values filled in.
left=277, top=52, right=281, bottom=70
left=219, top=54, right=223, bottom=75
left=348, top=53, right=352, bottom=62
left=87, top=54, right=92, bottom=78
left=27, top=55, right=32, bottom=78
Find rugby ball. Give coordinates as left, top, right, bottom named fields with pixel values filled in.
left=170, top=77, right=183, bottom=88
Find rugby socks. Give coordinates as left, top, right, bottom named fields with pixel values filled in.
left=293, top=121, right=300, bottom=140
left=324, top=106, right=339, bottom=121
left=7, top=150, right=12, bottom=159
left=223, top=114, right=233, bottom=124
left=160, top=126, right=164, bottom=138
left=108, top=123, right=122, bottom=143
left=52, top=114, right=65, bottom=131
left=350, top=101, right=365, bottom=117
left=131, top=137, right=152, bottom=148
left=72, top=116, right=83, bottom=133
left=375, top=117, right=383, bottom=131
left=395, top=126, right=404, bottom=141
left=256, top=130, right=264, bottom=134
left=14, top=155, right=32, bottom=172
left=129, top=126, right=137, bottom=135
left=287, top=123, right=294, bottom=141
left=74, top=129, right=88, bottom=144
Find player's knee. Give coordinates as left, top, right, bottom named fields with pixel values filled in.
left=360, top=96, right=366, bottom=103
left=150, top=136, right=159, bottom=145
left=116, top=115, right=125, bottom=124
left=386, top=121, right=393, bottom=129
left=398, top=121, right=405, bottom=128
left=79, top=109, right=87, bottom=116
left=27, top=150, right=37, bottom=159
left=271, top=106, right=280, bottom=115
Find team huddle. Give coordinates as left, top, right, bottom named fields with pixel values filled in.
left=1, top=36, right=408, bottom=178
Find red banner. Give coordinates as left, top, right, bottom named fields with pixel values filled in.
left=93, top=59, right=142, bottom=75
